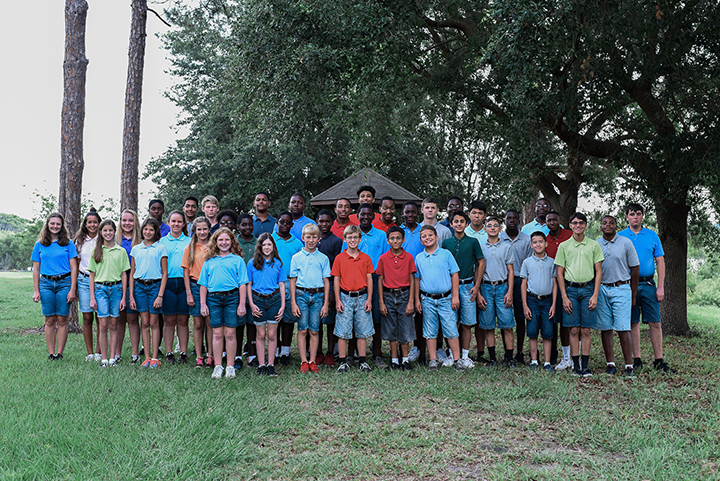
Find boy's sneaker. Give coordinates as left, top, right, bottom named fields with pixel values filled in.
left=462, top=358, right=476, bottom=369
left=544, top=364, right=555, bottom=373
left=455, top=360, right=467, bottom=372
left=514, top=352, right=526, bottom=366
left=85, top=354, right=95, bottom=362
left=300, top=361, right=311, bottom=373
left=165, top=353, right=176, bottom=364
left=149, top=359, right=161, bottom=369
left=195, top=357, right=204, bottom=368
left=99, top=360, right=109, bottom=368
left=385, top=363, right=401, bottom=371
left=225, top=366, right=236, bottom=379
left=234, top=357, right=243, bottom=371
left=48, top=354, right=56, bottom=361
left=374, top=356, right=386, bottom=368
left=178, top=352, right=188, bottom=364
left=315, top=353, right=325, bottom=365
left=401, top=361, right=413, bottom=371
left=625, top=367, right=636, bottom=378
left=108, top=359, right=118, bottom=367
left=580, top=368, right=593, bottom=377
left=55, top=353, right=63, bottom=360
left=94, top=353, right=102, bottom=362
left=604, top=365, right=617, bottom=375
left=114, top=354, right=122, bottom=363
left=505, top=358, right=517, bottom=368
left=336, top=362, right=350, bottom=373
left=140, top=358, right=152, bottom=368
left=309, top=361, right=320, bottom=373
left=248, top=357, right=260, bottom=368
left=428, top=359, right=439, bottom=371
left=442, top=357, right=456, bottom=368
left=408, top=346, right=420, bottom=362
left=279, top=354, right=290, bottom=366
left=346, top=355, right=354, bottom=365
left=211, top=365, right=223, bottom=379
left=529, top=362, right=539, bottom=370
left=476, top=354, right=490, bottom=364
left=573, top=368, right=583, bottom=376
left=131, top=355, right=141, bottom=364
left=436, top=349, right=448, bottom=362
left=359, top=362, right=372, bottom=372
left=654, top=360, right=677, bottom=373
left=555, top=358, right=573, bottom=371
left=267, top=365, right=278, bottom=377
left=324, top=354, right=335, bottom=367
left=258, top=365, right=268, bottom=376
left=633, top=358, right=644, bottom=371
left=484, top=359, right=498, bottom=368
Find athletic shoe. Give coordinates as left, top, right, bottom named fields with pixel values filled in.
left=48, top=354, right=56, bottom=361
left=336, top=362, right=350, bottom=373
left=580, top=368, right=593, bottom=377
left=165, top=352, right=176, bottom=364
left=359, top=362, right=372, bottom=372
left=442, top=357, right=456, bottom=368
left=140, top=358, right=151, bottom=368
left=257, top=365, right=267, bottom=376
left=94, top=353, right=102, bottom=362
left=109, top=359, right=118, bottom=367
left=55, top=353, right=63, bottom=360
left=428, top=359, right=439, bottom=371
left=315, top=353, right=325, bottom=365
left=300, top=362, right=311, bottom=373
left=99, top=360, right=109, bottom=368
left=267, top=365, right=278, bottom=377
left=455, top=360, right=467, bottom=372
left=211, top=365, right=223, bottom=379
left=131, top=355, right=141, bottom=364
left=505, top=358, right=517, bottom=368
left=324, top=354, right=335, bottom=367
left=514, top=352, right=526, bottom=366
left=633, top=358, right=644, bottom=371
left=225, top=366, right=236, bottom=378
left=149, top=359, right=161, bottom=369
left=178, top=352, right=188, bottom=364
left=484, top=359, right=498, bottom=368
left=462, top=358, right=476, bottom=369
left=436, top=349, right=448, bottom=362
left=374, top=356, right=386, bottom=369
left=401, top=361, right=413, bottom=371
left=85, top=354, right=95, bottom=362
left=625, top=367, right=636, bottom=378
left=476, top=354, right=490, bottom=365
left=604, top=365, right=617, bottom=375
left=573, top=368, right=583, bottom=376
left=654, top=360, right=677, bottom=373
left=195, top=357, right=204, bottom=368
left=408, top=346, right=420, bottom=362
left=234, top=357, right=243, bottom=371
left=385, top=363, right=401, bottom=371
left=529, top=362, right=539, bottom=370
left=346, top=355, right=354, bottom=366
left=206, top=356, right=214, bottom=368
left=309, top=361, right=320, bottom=374
left=279, top=354, right=290, bottom=366
left=248, top=357, right=260, bottom=368
left=544, top=364, right=555, bottom=373
left=555, top=358, right=573, bottom=371
left=114, top=355, right=122, bottom=363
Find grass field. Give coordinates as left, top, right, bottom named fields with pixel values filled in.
left=1, top=272, right=719, bottom=480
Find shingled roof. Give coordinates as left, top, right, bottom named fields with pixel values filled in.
left=310, top=168, right=422, bottom=207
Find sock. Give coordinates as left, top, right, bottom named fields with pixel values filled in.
left=281, top=346, right=290, bottom=356
left=462, top=349, right=469, bottom=359
left=581, top=355, right=589, bottom=369
left=634, top=357, right=642, bottom=364
left=530, top=360, right=538, bottom=366
left=248, top=355, right=256, bottom=363
left=477, top=350, right=485, bottom=358
left=607, top=362, right=615, bottom=367
left=544, top=362, right=551, bottom=367
left=392, top=357, right=399, bottom=365
left=402, top=357, right=409, bottom=363
left=488, top=347, right=497, bottom=361
left=562, top=346, right=570, bottom=360
left=572, top=356, right=580, bottom=371
left=358, top=356, right=366, bottom=364
left=625, top=364, right=633, bottom=370
left=339, top=357, right=346, bottom=364
left=504, top=349, right=513, bottom=361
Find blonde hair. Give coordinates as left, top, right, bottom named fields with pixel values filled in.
left=117, top=209, right=141, bottom=247
left=201, top=195, right=219, bottom=208
left=343, top=224, right=362, bottom=238
left=302, top=223, right=320, bottom=237
left=187, top=217, right=211, bottom=267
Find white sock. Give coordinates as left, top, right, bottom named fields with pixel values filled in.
left=562, top=346, right=570, bottom=359
left=625, top=364, right=633, bottom=370
left=462, top=349, right=469, bottom=359
left=402, top=357, right=409, bottom=363
left=530, top=360, right=538, bottom=365
left=281, top=346, right=290, bottom=356
left=392, top=358, right=399, bottom=365
left=607, top=362, right=615, bottom=367
left=544, top=362, right=551, bottom=367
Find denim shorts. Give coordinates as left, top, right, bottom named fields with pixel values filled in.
left=526, top=295, right=554, bottom=339
left=334, top=292, right=374, bottom=339
left=631, top=280, right=661, bottom=324
left=478, top=283, right=515, bottom=330
left=321, top=281, right=336, bottom=325
left=95, top=282, right=123, bottom=318
left=133, top=280, right=162, bottom=314
left=207, top=291, right=240, bottom=328
left=380, top=288, right=415, bottom=344
left=295, top=289, right=324, bottom=332
left=77, top=272, right=93, bottom=313
left=458, top=282, right=477, bottom=326
left=122, top=272, right=137, bottom=315
left=162, top=277, right=189, bottom=316
left=596, top=284, right=631, bottom=331
left=187, top=281, right=202, bottom=317
left=512, top=281, right=525, bottom=321
left=39, top=275, right=72, bottom=317
left=563, top=284, right=596, bottom=328
left=252, top=291, right=282, bottom=326
left=421, top=294, right=458, bottom=340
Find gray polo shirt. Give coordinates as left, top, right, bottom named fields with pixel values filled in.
left=597, top=235, right=639, bottom=284
left=420, top=221, right=453, bottom=247
left=519, top=254, right=557, bottom=296
left=499, top=230, right=533, bottom=274
left=480, top=240, right=514, bottom=282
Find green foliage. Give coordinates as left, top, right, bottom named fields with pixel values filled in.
left=0, top=213, right=31, bottom=233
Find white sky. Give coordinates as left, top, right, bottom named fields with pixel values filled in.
left=1, top=1, right=182, bottom=219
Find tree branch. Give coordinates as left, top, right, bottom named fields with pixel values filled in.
left=148, top=8, right=171, bottom=27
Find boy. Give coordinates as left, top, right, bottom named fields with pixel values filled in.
left=332, top=225, right=375, bottom=373
left=414, top=225, right=461, bottom=371
left=442, top=211, right=485, bottom=371
left=419, top=197, right=452, bottom=246
left=238, top=213, right=258, bottom=366
left=316, top=209, right=343, bottom=365
left=331, top=198, right=356, bottom=238
left=286, top=193, right=316, bottom=241
left=465, top=200, right=488, bottom=245
left=440, top=196, right=464, bottom=227
left=290, top=224, right=331, bottom=373
left=349, top=185, right=380, bottom=223
left=521, top=198, right=551, bottom=236
left=201, top=195, right=220, bottom=233
left=148, top=199, right=169, bottom=237
left=377, top=226, right=416, bottom=370
left=401, top=200, right=426, bottom=365
left=477, top=216, right=516, bottom=368
left=519, top=232, right=557, bottom=372
left=545, top=210, right=573, bottom=369
left=183, top=196, right=199, bottom=233
left=555, top=212, right=604, bottom=377
left=252, top=191, right=276, bottom=237
left=373, top=196, right=398, bottom=232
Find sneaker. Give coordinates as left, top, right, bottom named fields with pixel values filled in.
left=85, top=354, right=95, bottom=362
left=114, top=354, right=122, bottom=363
left=139, top=347, right=144, bottom=357
left=206, top=356, right=214, bottom=368
left=385, top=363, right=401, bottom=371
left=211, top=365, right=223, bottom=379
left=442, top=357, right=455, bottom=368
left=300, top=361, right=311, bottom=373
left=234, top=357, right=243, bottom=371
left=625, top=367, right=636, bottom=378
left=315, top=353, right=325, bottom=365
left=633, top=358, right=644, bottom=371
left=195, top=357, right=204, bottom=368
left=109, top=359, right=118, bottom=367
left=279, top=354, right=290, bottom=366
left=131, top=355, right=141, bottom=364
left=48, top=354, right=56, bottom=361
left=94, top=353, right=102, bottom=362
left=580, top=368, right=593, bottom=377
left=408, top=346, right=420, bottom=362
left=140, top=358, right=151, bottom=368
left=225, top=366, right=236, bottom=378
left=149, top=359, right=161, bottom=369
left=428, top=359, right=439, bottom=371
left=309, top=361, right=320, bottom=374
left=604, top=365, right=617, bottom=375
left=476, top=354, right=489, bottom=365
left=359, top=362, right=372, bottom=372
left=99, top=360, right=108, bottom=368
left=324, top=354, right=336, bottom=367
left=484, top=359, right=498, bottom=368
left=555, top=358, right=573, bottom=371
left=654, top=360, right=677, bottom=373
left=455, top=359, right=467, bottom=372
left=514, top=352, right=526, bottom=366
left=267, top=365, right=278, bottom=377
left=258, top=365, right=268, bottom=376
left=529, top=362, right=539, bottom=370
left=463, top=358, right=476, bottom=369
left=505, top=358, right=517, bottom=368
left=55, top=353, right=63, bottom=360
left=374, top=356, right=386, bottom=369
left=544, top=364, right=555, bottom=373
left=346, top=355, right=354, bottom=366
left=436, top=349, right=448, bottom=362
left=336, top=362, right=350, bottom=373
left=178, top=352, right=188, bottom=364
left=248, top=357, right=260, bottom=368
left=401, top=361, right=413, bottom=371
left=165, top=352, right=176, bottom=364
left=573, top=368, right=583, bottom=376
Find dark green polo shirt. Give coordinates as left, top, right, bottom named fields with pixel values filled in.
left=441, top=234, right=484, bottom=280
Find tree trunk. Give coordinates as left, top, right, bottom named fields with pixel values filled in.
left=655, top=197, right=691, bottom=336
left=120, top=0, right=148, bottom=213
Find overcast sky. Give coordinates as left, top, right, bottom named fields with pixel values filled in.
left=1, top=1, right=182, bottom=219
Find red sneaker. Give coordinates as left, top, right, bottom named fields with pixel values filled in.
left=324, top=354, right=336, bottom=367
left=315, top=352, right=325, bottom=365
left=300, top=361, right=310, bottom=373
left=309, top=361, right=320, bottom=373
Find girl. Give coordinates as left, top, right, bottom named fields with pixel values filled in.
left=158, top=210, right=191, bottom=363
left=129, top=218, right=168, bottom=368
left=199, top=227, right=248, bottom=379
left=148, top=199, right=170, bottom=237
left=74, top=209, right=102, bottom=361
left=116, top=209, right=141, bottom=363
left=247, top=233, right=286, bottom=376
left=32, top=213, right=78, bottom=360
left=181, top=217, right=213, bottom=367
left=88, top=219, right=131, bottom=368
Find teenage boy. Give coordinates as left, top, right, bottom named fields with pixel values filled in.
left=290, top=224, right=331, bottom=374
left=442, top=211, right=485, bottom=371
left=377, top=226, right=416, bottom=371
left=419, top=197, right=452, bottom=246
left=252, top=191, right=276, bottom=237
left=521, top=198, right=551, bottom=235
left=401, top=200, right=426, bottom=365
left=618, top=203, right=675, bottom=372
left=554, top=212, right=604, bottom=377
left=316, top=209, right=343, bottom=366
left=237, top=214, right=257, bottom=264
left=149, top=199, right=169, bottom=237
left=545, top=210, right=573, bottom=370
left=477, top=216, right=516, bottom=368
left=201, top=195, right=220, bottom=233
left=501, top=209, right=533, bottom=365
left=373, top=196, right=398, bottom=232
left=286, top=193, right=316, bottom=241
left=272, top=211, right=304, bottom=365
left=519, top=232, right=557, bottom=372
left=415, top=226, right=461, bottom=371
left=597, top=215, right=639, bottom=377
left=183, top=196, right=199, bottom=233
left=349, top=185, right=380, bottom=223
left=440, top=196, right=464, bottom=228
left=465, top=200, right=488, bottom=361
left=331, top=198, right=356, bottom=238
left=332, top=224, right=375, bottom=373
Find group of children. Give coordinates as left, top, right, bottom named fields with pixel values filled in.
left=32, top=188, right=675, bottom=378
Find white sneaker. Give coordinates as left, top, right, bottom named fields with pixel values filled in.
left=436, top=349, right=448, bottom=362
left=114, top=355, right=121, bottom=363
left=109, top=359, right=118, bottom=367
left=211, top=365, right=223, bottom=379
left=442, top=357, right=455, bottom=367
left=94, top=353, right=102, bottom=362
left=99, top=360, right=109, bottom=368
left=225, top=366, right=236, bottom=378
left=555, top=358, right=573, bottom=371
left=408, top=346, right=420, bottom=362
left=461, top=357, right=476, bottom=369
left=85, top=354, right=95, bottom=362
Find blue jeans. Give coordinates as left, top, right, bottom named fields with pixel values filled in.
left=95, top=283, right=123, bottom=318
left=478, top=283, right=514, bottom=330
left=380, top=288, right=415, bottom=343
left=77, top=272, right=93, bottom=313
left=334, top=292, right=374, bottom=339
left=252, top=291, right=282, bottom=325
left=133, top=280, right=162, bottom=314
left=458, top=282, right=477, bottom=326
left=188, top=281, right=202, bottom=317
left=207, top=292, right=240, bottom=328
left=631, top=280, right=661, bottom=324
left=295, top=290, right=324, bottom=332
left=526, top=296, right=553, bottom=339
left=39, top=275, right=72, bottom=317
left=421, top=295, right=458, bottom=340
left=596, top=284, right=631, bottom=331
left=563, top=284, right=596, bottom=328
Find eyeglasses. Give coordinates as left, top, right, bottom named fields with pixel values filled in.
left=277, top=220, right=292, bottom=225
left=569, top=221, right=586, bottom=226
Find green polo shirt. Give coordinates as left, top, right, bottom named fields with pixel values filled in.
left=554, top=235, right=604, bottom=283
left=88, top=244, right=131, bottom=283
left=441, top=234, right=484, bottom=280
left=238, top=236, right=257, bottom=264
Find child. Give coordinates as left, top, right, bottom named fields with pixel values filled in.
left=273, top=211, right=304, bottom=365
left=31, top=212, right=78, bottom=360
left=349, top=185, right=380, bottom=223
left=377, top=226, right=416, bottom=370
left=247, top=233, right=287, bottom=376
left=74, top=209, right=102, bottom=361
left=373, top=196, right=397, bottom=232
left=414, top=225, right=461, bottom=371
left=129, top=218, right=168, bottom=369
left=183, top=196, right=199, bottom=233
left=316, top=209, right=343, bottom=365
left=400, top=201, right=425, bottom=364
left=252, top=192, right=277, bottom=237
left=88, top=219, right=131, bottom=368
left=116, top=209, right=141, bottom=363
left=419, top=197, right=452, bottom=246
left=200, top=227, right=249, bottom=379
left=465, top=200, right=488, bottom=362
left=181, top=217, right=212, bottom=367
left=201, top=195, right=220, bottom=233
left=218, top=209, right=238, bottom=232
left=476, top=216, right=516, bottom=368
left=238, top=212, right=258, bottom=367
left=519, top=232, right=557, bottom=372
left=287, top=193, right=317, bottom=241
left=331, top=198, right=356, bottom=238
left=332, top=225, right=375, bottom=373
left=290, top=223, right=331, bottom=373
left=148, top=199, right=170, bottom=237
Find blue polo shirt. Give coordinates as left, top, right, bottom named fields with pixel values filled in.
left=290, top=249, right=331, bottom=289
left=617, top=227, right=664, bottom=278
left=159, top=222, right=170, bottom=237
left=199, top=253, right=248, bottom=292
left=597, top=234, right=640, bottom=283
left=275, top=215, right=316, bottom=243
left=480, top=240, right=514, bottom=282
left=130, top=241, right=168, bottom=279
left=120, top=236, right=134, bottom=261
left=272, top=232, right=303, bottom=278
left=414, top=247, right=460, bottom=294
left=159, top=233, right=191, bottom=278
left=499, top=230, right=533, bottom=275
left=521, top=219, right=549, bottom=236
left=344, top=226, right=389, bottom=270
left=401, top=224, right=424, bottom=258
left=247, top=258, right=287, bottom=295
left=464, top=226, right=488, bottom=246
left=31, top=240, right=78, bottom=276
left=519, top=254, right=556, bottom=296
left=253, top=214, right=277, bottom=237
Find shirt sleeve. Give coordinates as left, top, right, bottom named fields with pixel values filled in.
left=474, top=241, right=484, bottom=260
left=289, top=254, right=299, bottom=278
left=31, top=242, right=42, bottom=263
left=365, top=255, right=375, bottom=275
left=409, top=256, right=417, bottom=275
left=554, top=244, right=566, bottom=267
left=158, top=243, right=169, bottom=258
left=652, top=234, right=665, bottom=258
left=593, top=243, right=605, bottom=264
left=321, top=255, right=331, bottom=278
left=277, top=264, right=288, bottom=284
left=237, top=259, right=249, bottom=286
left=68, top=242, right=78, bottom=259
left=88, top=256, right=97, bottom=273
left=198, top=261, right=210, bottom=288
left=120, top=251, right=131, bottom=272
left=627, top=242, right=640, bottom=268
left=519, top=260, right=529, bottom=279
left=181, top=246, right=191, bottom=269
left=376, top=256, right=385, bottom=277
left=505, top=245, right=515, bottom=265
left=447, top=251, right=460, bottom=275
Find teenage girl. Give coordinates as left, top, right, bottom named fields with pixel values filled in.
left=181, top=217, right=213, bottom=367
left=129, top=218, right=168, bottom=368
left=247, top=233, right=286, bottom=376
left=199, top=227, right=248, bottom=379
left=116, top=209, right=141, bottom=362
left=32, top=213, right=79, bottom=360
left=88, top=220, right=131, bottom=368
left=74, top=209, right=102, bottom=361
left=148, top=199, right=170, bottom=237
left=158, top=210, right=191, bottom=363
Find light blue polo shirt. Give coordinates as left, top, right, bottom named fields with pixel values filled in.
left=519, top=254, right=556, bottom=296
left=480, top=240, right=514, bottom=282
left=499, top=230, right=533, bottom=275
left=130, top=241, right=168, bottom=280
left=159, top=233, right=190, bottom=278
left=290, top=249, right=331, bottom=289
left=31, top=240, right=78, bottom=276
left=344, top=226, right=389, bottom=270
left=275, top=215, right=316, bottom=243
left=247, top=258, right=287, bottom=295
left=414, top=247, right=459, bottom=294
left=419, top=221, right=453, bottom=247
left=521, top=219, right=549, bottom=236
left=617, top=227, right=664, bottom=278
left=597, top=235, right=639, bottom=283
left=272, top=232, right=303, bottom=278
left=199, top=253, right=249, bottom=292
left=465, top=225, right=488, bottom=246
left=401, top=224, right=424, bottom=258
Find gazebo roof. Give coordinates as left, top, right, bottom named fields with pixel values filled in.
left=310, top=168, right=422, bottom=207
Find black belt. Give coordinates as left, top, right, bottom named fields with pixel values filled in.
left=385, top=286, right=410, bottom=294
left=527, top=292, right=552, bottom=300
left=483, top=279, right=507, bottom=286
left=459, top=278, right=474, bottom=285
left=96, top=280, right=121, bottom=286
left=603, top=280, right=630, bottom=287
left=565, top=279, right=594, bottom=288
left=42, top=272, right=71, bottom=281
left=79, top=270, right=90, bottom=277
left=639, top=276, right=654, bottom=283
left=208, top=289, right=236, bottom=297
left=341, top=287, right=367, bottom=297
left=189, top=278, right=198, bottom=284
left=420, top=289, right=452, bottom=300
left=136, top=278, right=160, bottom=286
left=297, top=286, right=323, bottom=294
left=253, top=289, right=279, bottom=299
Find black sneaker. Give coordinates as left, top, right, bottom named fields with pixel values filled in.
left=267, top=365, right=278, bottom=377
left=139, top=347, right=144, bottom=357
left=401, top=361, right=413, bottom=371
left=580, top=368, right=593, bottom=377
left=248, top=357, right=260, bottom=368
left=633, top=358, right=643, bottom=371
left=485, top=359, right=498, bottom=368
left=476, top=354, right=489, bottom=364
left=178, top=352, right=188, bottom=364
left=257, top=365, right=268, bottom=376
left=604, top=365, right=617, bottom=375
left=514, top=352, right=526, bottom=366
left=279, top=354, right=290, bottom=366
left=48, top=354, right=56, bottom=361
left=55, top=353, right=63, bottom=361
left=505, top=358, right=516, bottom=368
left=574, top=368, right=583, bottom=376
left=654, top=360, right=677, bottom=373
left=385, top=363, right=401, bottom=371
left=165, top=352, right=176, bottom=364
left=234, top=357, right=243, bottom=370
left=625, top=367, right=636, bottom=378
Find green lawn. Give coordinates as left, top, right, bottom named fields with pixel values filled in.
left=1, top=272, right=719, bottom=480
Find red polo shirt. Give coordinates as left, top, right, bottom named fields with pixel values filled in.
left=331, top=219, right=357, bottom=239
left=330, top=250, right=374, bottom=292
left=546, top=228, right=572, bottom=259
left=376, top=249, right=416, bottom=289
left=372, top=218, right=397, bottom=233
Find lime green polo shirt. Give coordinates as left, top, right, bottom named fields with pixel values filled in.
left=553, top=236, right=604, bottom=283
left=88, top=244, right=131, bottom=283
